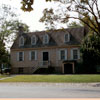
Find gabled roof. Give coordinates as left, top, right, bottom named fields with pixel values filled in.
left=11, top=27, right=88, bottom=49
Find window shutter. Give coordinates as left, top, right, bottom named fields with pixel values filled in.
left=78, top=49, right=80, bottom=59
left=23, top=52, right=24, bottom=61
left=65, top=49, right=67, bottom=60
left=58, top=50, right=61, bottom=60
left=70, top=49, right=73, bottom=60
left=17, top=52, right=19, bottom=61
left=29, top=51, right=31, bottom=61
left=35, top=51, right=37, bottom=60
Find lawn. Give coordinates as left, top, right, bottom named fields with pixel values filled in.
left=0, top=75, right=100, bottom=82
left=0, top=74, right=9, bottom=79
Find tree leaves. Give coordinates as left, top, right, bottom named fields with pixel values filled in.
left=21, top=0, right=34, bottom=11
left=81, top=34, right=100, bottom=73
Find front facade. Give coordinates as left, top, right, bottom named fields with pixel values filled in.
left=11, top=27, right=87, bottom=74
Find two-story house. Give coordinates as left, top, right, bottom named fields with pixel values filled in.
left=11, top=27, right=87, bottom=74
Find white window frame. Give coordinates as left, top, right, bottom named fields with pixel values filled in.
left=29, top=51, right=37, bottom=61
left=19, top=36, right=24, bottom=46
left=17, top=51, right=24, bottom=61
left=71, top=48, right=80, bottom=60
left=64, top=33, right=70, bottom=43
left=43, top=34, right=49, bottom=44
left=59, top=49, right=67, bottom=60
left=31, top=35, right=37, bottom=45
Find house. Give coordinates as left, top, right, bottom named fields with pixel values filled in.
left=11, top=27, right=88, bottom=74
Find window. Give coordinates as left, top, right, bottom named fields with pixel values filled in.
left=59, top=49, right=67, bottom=60
left=19, top=36, right=24, bottom=46
left=71, top=48, right=80, bottom=60
left=29, top=51, right=37, bottom=60
left=31, top=35, right=37, bottom=45
left=17, top=52, right=24, bottom=61
left=18, top=68, right=24, bottom=74
left=64, top=33, right=70, bottom=42
left=43, top=34, right=49, bottom=44
left=73, top=49, right=78, bottom=59
left=61, top=50, right=65, bottom=60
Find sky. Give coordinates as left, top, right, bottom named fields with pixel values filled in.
left=1, top=0, right=100, bottom=51
left=0, top=0, right=57, bottom=31
left=0, top=0, right=58, bottom=50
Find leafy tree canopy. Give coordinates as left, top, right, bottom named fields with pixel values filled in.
left=0, top=4, right=29, bottom=46
left=81, top=34, right=100, bottom=73
left=67, top=21, right=82, bottom=28
left=21, top=0, right=100, bottom=36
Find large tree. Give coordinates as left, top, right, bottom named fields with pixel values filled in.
left=0, top=4, right=29, bottom=47
left=0, top=4, right=30, bottom=39
left=0, top=4, right=29, bottom=73
left=81, top=34, right=100, bottom=73
left=21, top=0, right=100, bottom=36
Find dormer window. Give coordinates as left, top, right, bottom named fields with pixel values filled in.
left=31, top=35, right=37, bottom=45
left=19, top=36, right=24, bottom=46
left=64, top=33, right=70, bottom=42
left=43, top=34, right=49, bottom=44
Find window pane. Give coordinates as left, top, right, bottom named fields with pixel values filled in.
left=19, top=52, right=23, bottom=61
left=31, top=36, right=36, bottom=45
left=73, top=49, right=78, bottom=59
left=31, top=51, right=35, bottom=60
left=65, top=34, right=70, bottom=42
left=44, top=35, right=48, bottom=44
left=20, top=37, right=24, bottom=46
left=61, top=50, right=65, bottom=60
left=18, top=68, right=23, bottom=74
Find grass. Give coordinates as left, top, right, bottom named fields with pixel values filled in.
left=0, top=75, right=100, bottom=83
left=0, top=74, right=10, bottom=79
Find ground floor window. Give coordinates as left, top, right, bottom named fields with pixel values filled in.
left=71, top=48, right=80, bottom=60
left=18, top=68, right=24, bottom=74
left=17, top=52, right=24, bottom=61
left=29, top=51, right=37, bottom=60
left=59, top=49, right=67, bottom=60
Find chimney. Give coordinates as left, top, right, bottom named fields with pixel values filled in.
left=18, top=26, right=24, bottom=35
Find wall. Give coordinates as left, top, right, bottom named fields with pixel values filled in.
left=11, top=46, right=80, bottom=74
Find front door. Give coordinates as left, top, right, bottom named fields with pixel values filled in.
left=43, top=52, right=49, bottom=61
left=64, top=63, right=73, bottom=74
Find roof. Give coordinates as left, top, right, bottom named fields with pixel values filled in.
left=11, top=27, right=88, bottom=49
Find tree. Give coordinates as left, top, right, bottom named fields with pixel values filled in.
left=67, top=21, right=82, bottom=28
left=0, top=40, right=9, bottom=74
left=0, top=4, right=29, bottom=73
left=0, top=5, right=29, bottom=43
left=21, top=0, right=100, bottom=36
left=40, top=8, right=59, bottom=30
left=81, top=34, right=100, bottom=73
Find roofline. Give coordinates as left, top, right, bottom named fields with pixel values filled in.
left=25, top=27, right=85, bottom=34
left=11, top=45, right=81, bottom=51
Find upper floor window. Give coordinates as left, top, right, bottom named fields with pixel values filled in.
left=43, top=34, right=49, bottom=44
left=71, top=48, right=80, bottom=60
left=17, top=52, right=24, bottom=61
left=64, top=33, right=70, bottom=42
left=31, top=35, right=37, bottom=45
left=19, top=36, right=24, bottom=46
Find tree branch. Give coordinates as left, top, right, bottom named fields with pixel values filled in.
left=65, top=16, right=100, bottom=36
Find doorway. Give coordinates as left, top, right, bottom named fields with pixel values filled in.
left=43, top=52, right=49, bottom=61
left=64, top=63, right=73, bottom=74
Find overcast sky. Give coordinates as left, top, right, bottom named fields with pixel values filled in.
left=0, top=0, right=57, bottom=31
left=0, top=0, right=58, bottom=50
